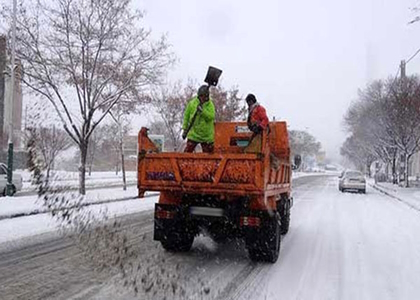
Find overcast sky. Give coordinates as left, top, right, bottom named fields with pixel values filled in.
left=136, top=0, right=420, bottom=160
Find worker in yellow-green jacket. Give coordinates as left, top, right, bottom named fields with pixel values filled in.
left=182, top=85, right=215, bottom=153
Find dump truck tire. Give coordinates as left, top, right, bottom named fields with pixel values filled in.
left=159, top=221, right=194, bottom=252
left=279, top=200, right=291, bottom=235
left=280, top=209, right=290, bottom=235
left=247, top=215, right=281, bottom=263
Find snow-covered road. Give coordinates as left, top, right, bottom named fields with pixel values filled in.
left=259, top=175, right=420, bottom=300
left=1, top=175, right=420, bottom=300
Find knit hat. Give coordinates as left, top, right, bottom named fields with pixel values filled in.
left=197, top=85, right=210, bottom=97
left=245, top=94, right=257, bottom=104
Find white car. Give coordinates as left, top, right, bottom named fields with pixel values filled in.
left=338, top=170, right=366, bottom=193
left=0, top=163, right=23, bottom=196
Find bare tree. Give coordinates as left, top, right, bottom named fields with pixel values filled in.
left=25, top=126, right=72, bottom=182
left=150, top=82, right=188, bottom=151
left=109, top=103, right=134, bottom=190
left=150, top=81, right=246, bottom=151
left=86, top=125, right=107, bottom=176
left=340, top=134, right=377, bottom=176
left=343, top=76, right=420, bottom=186
left=384, top=76, right=420, bottom=187
left=289, top=130, right=321, bottom=156
left=343, top=81, right=388, bottom=177
left=288, top=130, right=322, bottom=171
left=1, top=0, right=173, bottom=194
left=211, top=85, right=246, bottom=122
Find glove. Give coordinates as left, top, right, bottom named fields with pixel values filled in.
left=250, top=124, right=262, bottom=134
left=182, top=130, right=187, bottom=140
left=196, top=104, right=203, bottom=113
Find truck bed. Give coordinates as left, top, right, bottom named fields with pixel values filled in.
left=138, top=152, right=265, bottom=195
left=137, top=122, right=291, bottom=198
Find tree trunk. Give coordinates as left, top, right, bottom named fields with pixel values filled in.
left=366, top=160, right=372, bottom=177
left=404, top=154, right=410, bottom=188
left=79, top=142, right=88, bottom=195
left=121, top=150, right=126, bottom=191
left=46, top=166, right=51, bottom=184
left=392, top=156, right=397, bottom=184
left=119, top=127, right=126, bottom=191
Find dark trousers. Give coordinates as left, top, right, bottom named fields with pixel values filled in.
left=184, top=140, right=214, bottom=153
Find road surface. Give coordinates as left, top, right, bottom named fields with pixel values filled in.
left=1, top=175, right=420, bottom=300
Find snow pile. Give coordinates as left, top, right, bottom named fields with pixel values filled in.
left=372, top=181, right=420, bottom=211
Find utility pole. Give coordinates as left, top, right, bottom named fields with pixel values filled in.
left=6, top=0, right=17, bottom=196
left=400, top=60, right=406, bottom=79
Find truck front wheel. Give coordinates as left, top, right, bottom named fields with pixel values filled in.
left=247, top=215, right=281, bottom=263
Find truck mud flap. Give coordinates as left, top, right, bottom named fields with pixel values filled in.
left=154, top=204, right=196, bottom=241
left=154, top=204, right=181, bottom=241
left=241, top=210, right=276, bottom=245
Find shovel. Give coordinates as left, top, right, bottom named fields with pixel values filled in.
left=182, top=66, right=223, bottom=139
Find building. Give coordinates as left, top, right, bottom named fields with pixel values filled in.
left=0, top=35, right=23, bottom=151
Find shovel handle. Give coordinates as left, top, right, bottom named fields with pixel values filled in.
left=183, top=108, right=199, bottom=139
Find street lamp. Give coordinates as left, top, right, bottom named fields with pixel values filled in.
left=6, top=0, right=17, bottom=196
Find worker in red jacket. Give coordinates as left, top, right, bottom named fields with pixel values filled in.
left=245, top=94, right=278, bottom=168
left=245, top=94, right=269, bottom=134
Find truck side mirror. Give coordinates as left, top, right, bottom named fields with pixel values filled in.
left=292, top=154, right=301, bottom=170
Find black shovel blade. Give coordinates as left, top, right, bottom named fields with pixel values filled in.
left=204, top=66, right=223, bottom=86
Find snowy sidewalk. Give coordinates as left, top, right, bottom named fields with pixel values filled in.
left=0, top=186, right=156, bottom=220
left=19, top=172, right=137, bottom=193
left=370, top=180, right=420, bottom=211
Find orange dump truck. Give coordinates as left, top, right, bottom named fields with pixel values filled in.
left=138, top=121, right=297, bottom=262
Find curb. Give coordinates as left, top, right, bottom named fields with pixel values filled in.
left=0, top=193, right=159, bottom=221
left=369, top=183, right=420, bottom=212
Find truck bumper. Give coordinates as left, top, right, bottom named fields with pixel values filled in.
left=154, top=203, right=280, bottom=242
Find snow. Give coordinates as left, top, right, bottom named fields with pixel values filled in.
left=370, top=180, right=420, bottom=211
left=0, top=190, right=159, bottom=244
left=257, top=177, right=420, bottom=300
left=0, top=186, right=152, bottom=219
left=292, top=171, right=332, bottom=179
left=0, top=172, right=325, bottom=247
left=3, top=174, right=420, bottom=299
left=16, top=170, right=137, bottom=182
left=17, top=170, right=137, bottom=191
